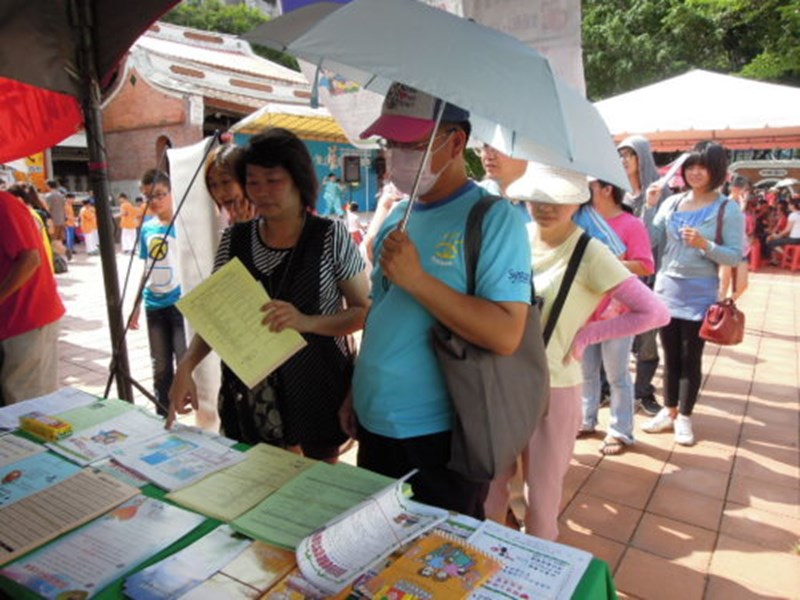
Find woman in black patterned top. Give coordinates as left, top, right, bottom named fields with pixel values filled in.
left=169, top=129, right=370, bottom=461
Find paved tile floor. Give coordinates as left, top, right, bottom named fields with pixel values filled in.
left=55, top=248, right=799, bottom=599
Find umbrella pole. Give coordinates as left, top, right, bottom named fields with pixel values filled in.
left=73, top=0, right=134, bottom=402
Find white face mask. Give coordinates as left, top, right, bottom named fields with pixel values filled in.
left=388, top=132, right=454, bottom=196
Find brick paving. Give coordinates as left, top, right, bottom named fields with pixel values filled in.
left=56, top=247, right=800, bottom=599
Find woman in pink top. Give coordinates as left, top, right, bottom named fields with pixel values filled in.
left=579, top=179, right=655, bottom=455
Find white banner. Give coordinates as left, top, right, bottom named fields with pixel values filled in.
left=167, top=138, right=223, bottom=431
left=459, top=0, right=585, bottom=95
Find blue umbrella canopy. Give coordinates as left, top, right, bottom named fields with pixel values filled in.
left=245, top=0, right=627, bottom=188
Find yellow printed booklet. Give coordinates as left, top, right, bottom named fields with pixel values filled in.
left=358, top=533, right=502, bottom=599
left=176, top=258, right=306, bottom=388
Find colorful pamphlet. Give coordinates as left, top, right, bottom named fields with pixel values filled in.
left=467, top=520, right=592, bottom=600
left=296, top=476, right=449, bottom=596
left=46, top=409, right=166, bottom=466
left=0, top=495, right=205, bottom=599
left=167, top=443, right=316, bottom=522
left=0, top=468, right=139, bottom=565
left=124, top=525, right=252, bottom=600
left=176, top=258, right=307, bottom=389
left=111, top=429, right=247, bottom=491
left=0, top=451, right=81, bottom=507
left=356, top=532, right=502, bottom=599
left=231, top=461, right=397, bottom=550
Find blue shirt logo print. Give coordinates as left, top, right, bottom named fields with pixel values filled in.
left=507, top=269, right=530, bottom=285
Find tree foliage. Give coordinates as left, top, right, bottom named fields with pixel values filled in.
left=582, top=0, right=800, bottom=100
left=161, top=0, right=299, bottom=70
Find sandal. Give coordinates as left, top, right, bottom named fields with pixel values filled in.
left=600, top=437, right=626, bottom=456
left=505, top=508, right=522, bottom=530
left=576, top=428, right=597, bottom=439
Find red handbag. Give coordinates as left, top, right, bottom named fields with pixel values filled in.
left=700, top=201, right=745, bottom=345
left=700, top=297, right=745, bottom=345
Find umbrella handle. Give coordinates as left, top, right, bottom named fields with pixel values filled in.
left=397, top=100, right=447, bottom=232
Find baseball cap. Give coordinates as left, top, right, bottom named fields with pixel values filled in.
left=360, top=82, right=469, bottom=142
left=506, top=163, right=590, bottom=205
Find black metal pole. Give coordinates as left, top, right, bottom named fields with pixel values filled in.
left=73, top=0, right=134, bottom=402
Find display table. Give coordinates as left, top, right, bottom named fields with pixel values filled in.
left=0, top=482, right=617, bottom=599
left=0, top=436, right=618, bottom=600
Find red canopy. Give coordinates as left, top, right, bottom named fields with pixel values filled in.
left=0, top=0, right=178, bottom=164
left=0, top=78, right=83, bottom=165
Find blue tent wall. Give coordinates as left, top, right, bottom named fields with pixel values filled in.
left=233, top=133, right=378, bottom=212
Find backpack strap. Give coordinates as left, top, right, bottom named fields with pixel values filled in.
left=542, top=232, right=590, bottom=346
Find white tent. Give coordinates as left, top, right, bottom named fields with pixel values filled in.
left=595, top=70, right=800, bottom=151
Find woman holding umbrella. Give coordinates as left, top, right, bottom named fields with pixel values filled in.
left=169, top=128, right=370, bottom=461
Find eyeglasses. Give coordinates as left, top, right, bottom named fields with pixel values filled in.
left=144, top=190, right=169, bottom=202
left=382, top=129, right=457, bottom=151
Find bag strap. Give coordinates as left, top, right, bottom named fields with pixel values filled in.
left=542, top=232, right=591, bottom=346
left=715, top=199, right=728, bottom=245
left=714, top=199, right=737, bottom=294
left=464, top=195, right=501, bottom=296
left=463, top=197, right=589, bottom=347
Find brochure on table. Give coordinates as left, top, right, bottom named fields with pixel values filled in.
left=0, top=451, right=81, bottom=507
left=0, top=387, right=97, bottom=432
left=0, top=496, right=205, bottom=600
left=231, top=461, right=397, bottom=550
left=355, top=532, right=502, bottom=599
left=111, top=429, right=246, bottom=492
left=124, top=525, right=252, bottom=600
left=167, top=443, right=316, bottom=522
left=47, top=409, right=166, bottom=466
left=126, top=527, right=296, bottom=600
left=468, top=520, right=593, bottom=600
left=54, top=397, right=137, bottom=431
left=296, top=475, right=449, bottom=596
left=0, top=435, right=45, bottom=467
left=0, top=469, right=139, bottom=565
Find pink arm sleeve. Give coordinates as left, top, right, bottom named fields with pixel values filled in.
left=570, top=277, right=671, bottom=361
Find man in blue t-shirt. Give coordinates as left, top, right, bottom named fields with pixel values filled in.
left=131, top=169, right=186, bottom=417
left=340, top=83, right=532, bottom=518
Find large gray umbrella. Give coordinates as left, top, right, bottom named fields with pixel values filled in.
left=244, top=0, right=627, bottom=189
